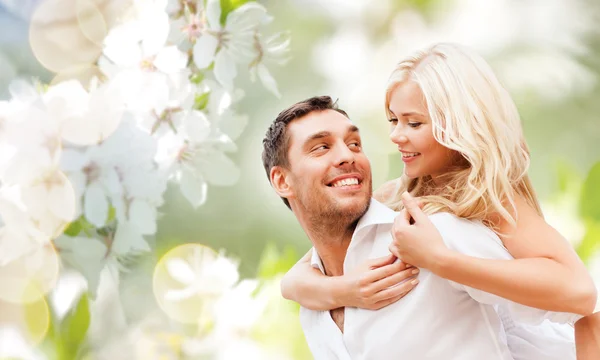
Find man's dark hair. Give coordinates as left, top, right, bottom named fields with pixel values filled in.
left=262, top=96, right=349, bottom=209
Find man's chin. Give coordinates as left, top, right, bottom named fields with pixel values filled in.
left=333, top=194, right=370, bottom=215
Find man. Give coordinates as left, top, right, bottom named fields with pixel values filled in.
left=261, top=96, right=580, bottom=359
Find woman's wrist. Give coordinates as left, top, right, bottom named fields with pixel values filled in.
left=430, top=247, right=458, bottom=277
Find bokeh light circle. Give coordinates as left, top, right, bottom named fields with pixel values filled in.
left=0, top=244, right=60, bottom=304
left=0, top=295, right=51, bottom=346
left=153, top=244, right=221, bottom=324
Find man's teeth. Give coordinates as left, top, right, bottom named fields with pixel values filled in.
left=332, top=178, right=359, bottom=188
left=402, top=152, right=420, bottom=158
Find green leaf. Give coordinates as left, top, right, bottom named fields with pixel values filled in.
left=194, top=92, right=211, bottom=111
left=59, top=293, right=91, bottom=358
left=580, top=162, right=600, bottom=222
left=64, top=220, right=83, bottom=237
left=576, top=220, right=600, bottom=264
left=190, top=71, right=205, bottom=84
left=256, top=243, right=298, bottom=279
left=107, top=205, right=116, bottom=223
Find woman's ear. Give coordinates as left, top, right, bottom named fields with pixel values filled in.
left=270, top=166, right=294, bottom=200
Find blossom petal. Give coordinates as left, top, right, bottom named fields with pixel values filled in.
left=54, top=235, right=107, bottom=296
left=84, top=183, right=108, bottom=228
left=165, top=258, right=196, bottom=285
left=218, top=111, right=248, bottom=141
left=206, top=0, right=222, bottom=30
left=153, top=46, right=188, bottom=74
left=164, top=285, right=198, bottom=301
left=226, top=2, right=268, bottom=33
left=60, top=149, right=88, bottom=172
left=140, top=11, right=170, bottom=57
left=112, top=221, right=150, bottom=255
left=199, top=152, right=239, bottom=186
left=256, top=64, right=281, bottom=98
left=183, top=110, right=210, bottom=143
left=179, top=169, right=207, bottom=209
left=213, top=50, right=237, bottom=89
left=103, top=23, right=143, bottom=66
left=128, top=199, right=157, bottom=235
left=47, top=173, right=77, bottom=223
left=193, top=34, right=218, bottom=69
left=0, top=226, right=37, bottom=266
left=2, top=148, right=53, bottom=185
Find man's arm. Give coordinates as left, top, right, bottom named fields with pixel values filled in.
left=575, top=313, right=600, bottom=359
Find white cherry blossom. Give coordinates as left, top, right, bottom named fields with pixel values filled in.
left=193, top=0, right=271, bottom=89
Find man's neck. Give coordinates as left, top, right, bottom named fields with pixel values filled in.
left=306, top=222, right=356, bottom=277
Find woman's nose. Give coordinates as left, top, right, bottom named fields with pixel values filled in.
left=390, top=127, right=408, bottom=144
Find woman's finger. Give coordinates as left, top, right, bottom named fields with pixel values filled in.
left=401, top=191, right=428, bottom=224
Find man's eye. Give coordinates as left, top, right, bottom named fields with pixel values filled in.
left=349, top=142, right=361, bottom=148
left=313, top=145, right=328, bottom=151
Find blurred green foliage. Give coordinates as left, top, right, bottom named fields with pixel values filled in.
left=577, top=162, right=600, bottom=262
left=37, top=294, right=91, bottom=360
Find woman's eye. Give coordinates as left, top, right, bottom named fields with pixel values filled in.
left=408, top=122, right=422, bottom=128
left=388, top=118, right=398, bottom=125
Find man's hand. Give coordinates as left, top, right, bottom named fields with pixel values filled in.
left=389, top=192, right=450, bottom=271
left=341, top=254, right=420, bottom=310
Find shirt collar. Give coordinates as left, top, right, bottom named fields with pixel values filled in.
left=354, top=198, right=397, bottom=236
left=310, top=198, right=397, bottom=272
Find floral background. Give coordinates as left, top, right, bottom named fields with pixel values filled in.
left=0, top=0, right=599, bottom=359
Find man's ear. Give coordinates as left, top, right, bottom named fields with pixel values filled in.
left=270, top=166, right=294, bottom=200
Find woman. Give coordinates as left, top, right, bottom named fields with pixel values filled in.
left=281, top=43, right=598, bottom=358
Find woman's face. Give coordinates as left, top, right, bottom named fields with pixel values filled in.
left=387, top=81, right=459, bottom=180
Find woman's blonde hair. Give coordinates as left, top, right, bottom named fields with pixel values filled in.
left=384, top=43, right=541, bottom=230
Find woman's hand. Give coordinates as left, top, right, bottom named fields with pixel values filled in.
left=389, top=192, right=450, bottom=270
left=341, top=254, right=420, bottom=310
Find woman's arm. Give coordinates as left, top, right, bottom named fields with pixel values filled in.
left=391, top=192, right=597, bottom=316
left=280, top=249, right=420, bottom=310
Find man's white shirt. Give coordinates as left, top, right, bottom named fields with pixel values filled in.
left=300, top=199, right=579, bottom=360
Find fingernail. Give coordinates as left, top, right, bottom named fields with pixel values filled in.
left=411, top=269, right=419, bottom=274
left=405, top=263, right=412, bottom=268
left=411, top=279, right=419, bottom=285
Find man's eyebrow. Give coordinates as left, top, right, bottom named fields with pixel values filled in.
left=348, top=125, right=360, bottom=134
left=304, top=131, right=332, bottom=144
left=303, top=126, right=360, bottom=147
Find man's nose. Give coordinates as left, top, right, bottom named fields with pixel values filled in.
left=333, top=143, right=355, bottom=167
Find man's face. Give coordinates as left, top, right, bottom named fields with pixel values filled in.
left=284, top=110, right=372, bottom=222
